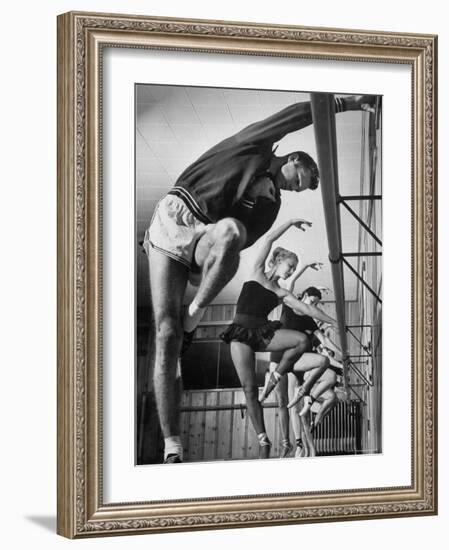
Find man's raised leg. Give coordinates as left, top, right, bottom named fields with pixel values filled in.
left=183, top=218, right=247, bottom=332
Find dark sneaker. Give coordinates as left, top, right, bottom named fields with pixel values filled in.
left=164, top=453, right=182, bottom=464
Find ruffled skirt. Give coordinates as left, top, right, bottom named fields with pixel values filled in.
left=220, top=320, right=282, bottom=352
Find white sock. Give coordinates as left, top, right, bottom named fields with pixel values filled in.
left=183, top=299, right=205, bottom=333
left=164, top=436, right=183, bottom=460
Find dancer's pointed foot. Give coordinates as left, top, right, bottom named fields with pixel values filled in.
left=260, top=372, right=281, bottom=402
left=164, top=453, right=182, bottom=464
left=259, top=444, right=271, bottom=459
left=309, top=418, right=316, bottom=435
left=299, top=395, right=313, bottom=417
left=257, top=432, right=272, bottom=459
left=287, top=385, right=306, bottom=409
left=295, top=439, right=305, bottom=458
left=280, top=440, right=293, bottom=459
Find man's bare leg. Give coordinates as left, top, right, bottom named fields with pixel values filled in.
left=147, top=248, right=188, bottom=461
left=183, top=218, right=247, bottom=332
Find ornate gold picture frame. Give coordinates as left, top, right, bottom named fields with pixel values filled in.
left=57, top=11, right=437, bottom=538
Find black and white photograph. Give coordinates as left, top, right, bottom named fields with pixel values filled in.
left=135, top=84, right=382, bottom=465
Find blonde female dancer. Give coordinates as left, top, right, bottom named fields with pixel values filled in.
left=221, top=219, right=336, bottom=458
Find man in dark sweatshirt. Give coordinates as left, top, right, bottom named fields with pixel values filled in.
left=143, top=94, right=374, bottom=462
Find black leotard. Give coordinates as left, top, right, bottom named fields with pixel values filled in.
left=220, top=280, right=282, bottom=351
left=235, top=280, right=279, bottom=319
left=279, top=304, right=320, bottom=351
left=280, top=304, right=319, bottom=334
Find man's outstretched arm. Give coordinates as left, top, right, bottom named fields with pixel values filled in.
left=234, top=95, right=377, bottom=147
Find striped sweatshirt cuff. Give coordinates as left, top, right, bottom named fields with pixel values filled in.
left=241, top=197, right=255, bottom=208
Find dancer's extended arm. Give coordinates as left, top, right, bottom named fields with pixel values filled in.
left=287, top=261, right=323, bottom=293
left=281, top=291, right=336, bottom=326
left=252, top=218, right=311, bottom=273
left=314, top=330, right=343, bottom=361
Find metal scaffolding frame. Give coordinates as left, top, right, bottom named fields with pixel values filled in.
left=311, top=93, right=382, bottom=397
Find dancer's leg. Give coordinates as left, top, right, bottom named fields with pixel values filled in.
left=314, top=389, right=338, bottom=427
left=271, top=363, right=291, bottom=457
left=287, top=373, right=304, bottom=455
left=261, top=330, right=309, bottom=401
left=300, top=368, right=337, bottom=417
left=287, top=353, right=330, bottom=409
left=230, top=342, right=271, bottom=458
left=293, top=353, right=330, bottom=394
left=265, top=330, right=309, bottom=376
left=310, top=369, right=338, bottom=401
left=301, top=411, right=316, bottom=457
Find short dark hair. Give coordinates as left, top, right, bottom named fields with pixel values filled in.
left=303, top=286, right=322, bottom=300
left=290, top=151, right=320, bottom=190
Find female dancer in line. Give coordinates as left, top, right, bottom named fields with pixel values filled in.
left=220, top=218, right=337, bottom=458
left=267, top=284, right=342, bottom=457
left=260, top=285, right=343, bottom=403
left=294, top=347, right=348, bottom=457
left=295, top=346, right=343, bottom=416
left=264, top=262, right=323, bottom=458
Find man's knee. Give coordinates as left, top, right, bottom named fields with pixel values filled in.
left=214, top=218, right=247, bottom=249
left=155, top=317, right=183, bottom=347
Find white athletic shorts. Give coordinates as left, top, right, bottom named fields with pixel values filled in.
left=143, top=194, right=207, bottom=269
